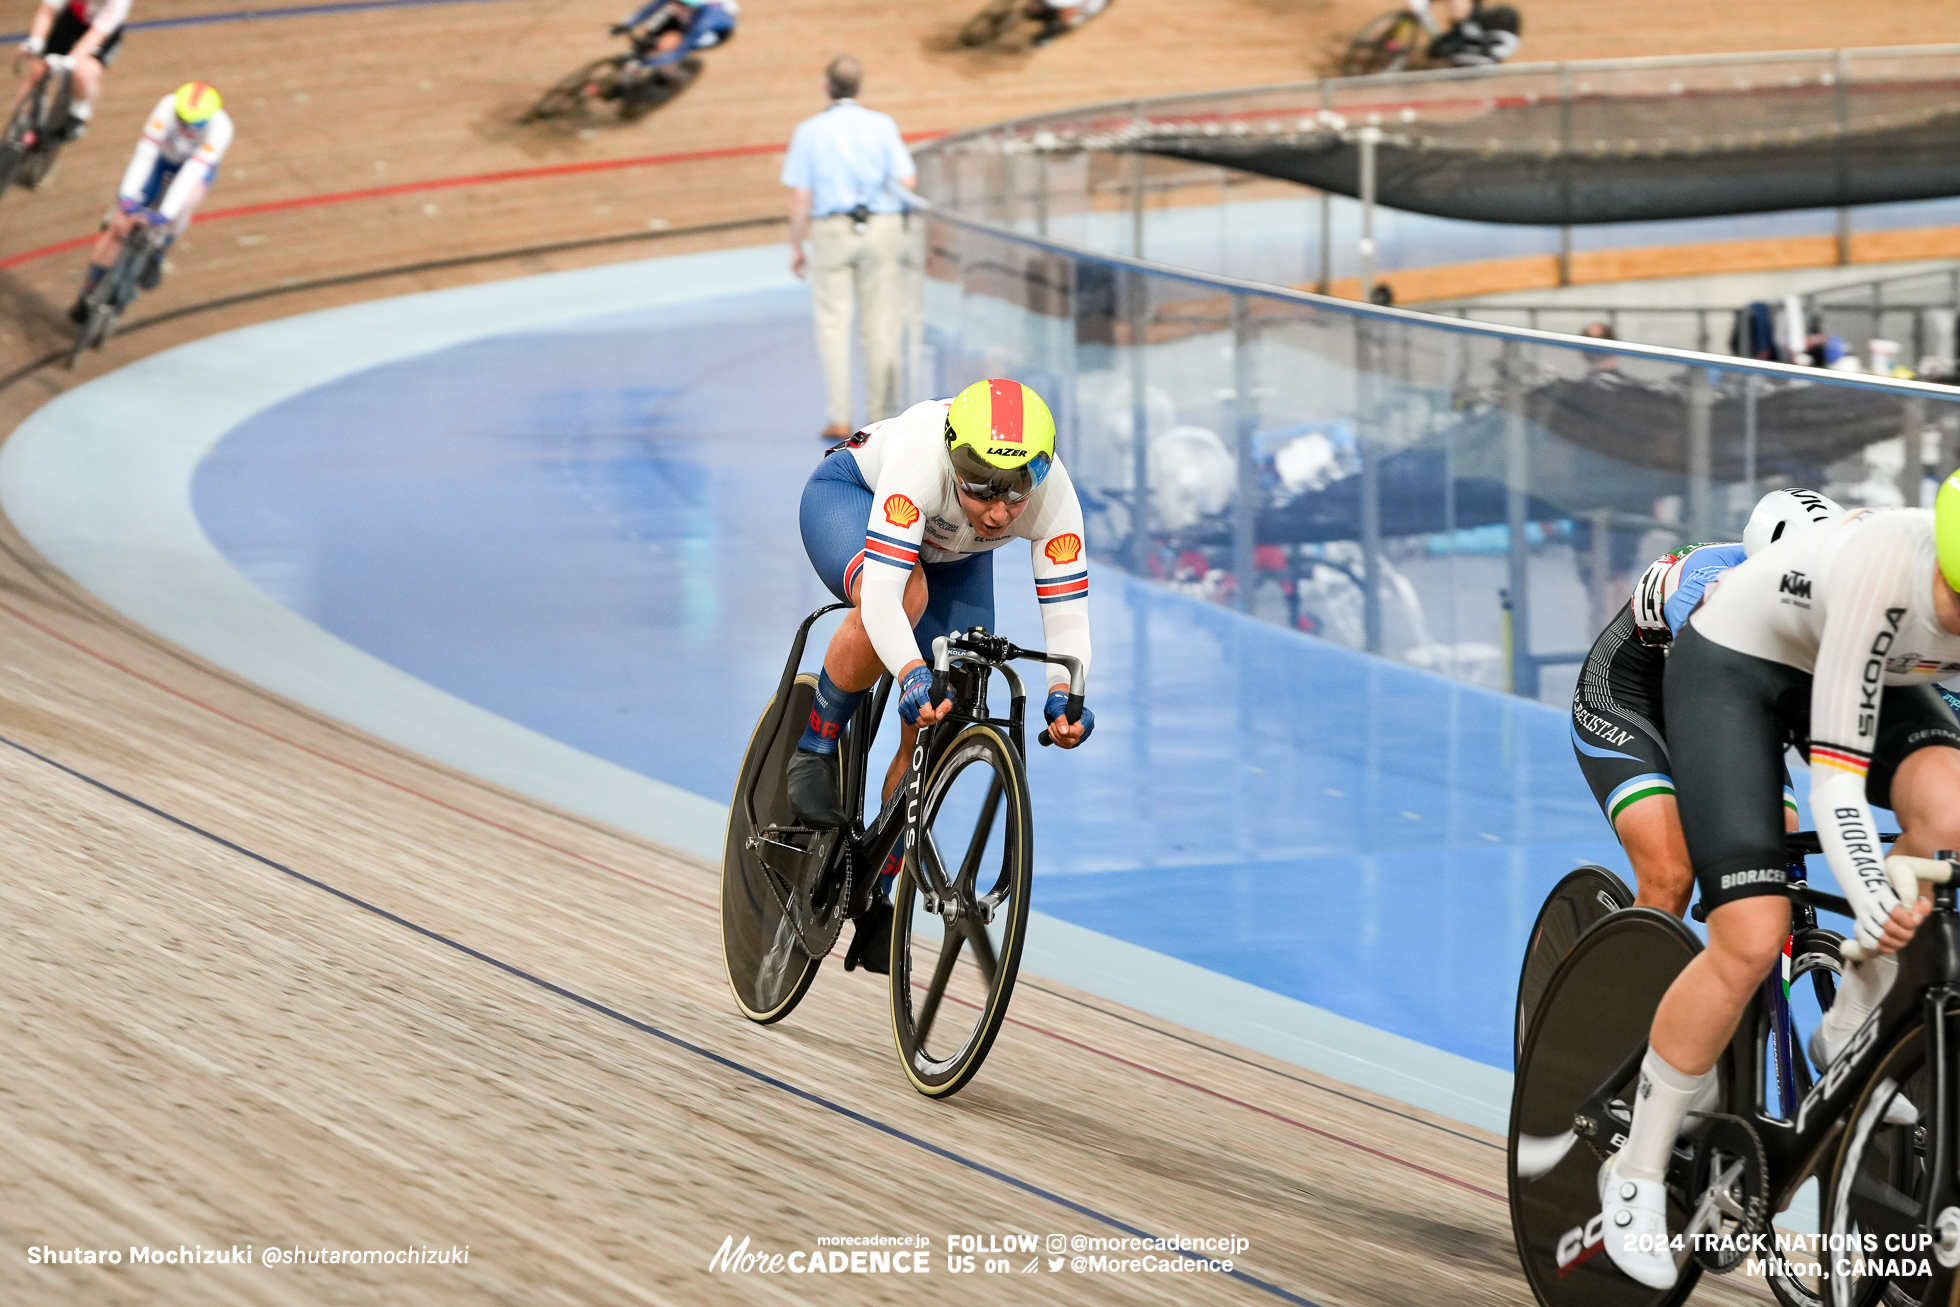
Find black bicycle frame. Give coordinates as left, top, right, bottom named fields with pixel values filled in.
left=1577, top=876, right=1960, bottom=1225
left=753, top=612, right=1081, bottom=938
left=857, top=628, right=1056, bottom=906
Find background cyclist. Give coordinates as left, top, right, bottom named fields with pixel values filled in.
left=611, top=0, right=737, bottom=79
left=71, top=82, right=230, bottom=324
left=1408, top=0, right=1519, bottom=65
left=16, top=0, right=130, bottom=140
left=789, top=379, right=1094, bottom=961
left=1600, top=478, right=1960, bottom=1290
left=1571, top=488, right=1843, bottom=914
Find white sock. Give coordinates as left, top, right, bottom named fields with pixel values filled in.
left=1816, top=954, right=1896, bottom=1055
left=1618, top=1047, right=1710, bottom=1183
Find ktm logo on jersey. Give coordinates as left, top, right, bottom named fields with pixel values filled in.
left=883, top=495, right=920, bottom=529
left=1779, top=571, right=1812, bottom=599
left=1045, top=533, right=1082, bottom=565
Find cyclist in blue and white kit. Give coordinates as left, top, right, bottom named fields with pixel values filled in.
left=69, top=82, right=231, bottom=323
left=1572, top=488, right=1843, bottom=914
left=787, top=379, right=1094, bottom=970
left=611, top=0, right=737, bottom=81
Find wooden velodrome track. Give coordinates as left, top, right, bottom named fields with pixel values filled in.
left=0, top=1, right=1952, bottom=1302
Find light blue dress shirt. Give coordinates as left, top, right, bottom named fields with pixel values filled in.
left=780, top=99, right=915, bottom=218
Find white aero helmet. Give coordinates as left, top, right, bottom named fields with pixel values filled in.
left=1743, top=487, right=1843, bottom=557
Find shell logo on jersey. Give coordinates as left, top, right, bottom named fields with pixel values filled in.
left=883, top=494, right=920, bottom=529
left=1044, top=533, right=1082, bottom=565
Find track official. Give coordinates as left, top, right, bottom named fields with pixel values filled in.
left=782, top=54, right=916, bottom=440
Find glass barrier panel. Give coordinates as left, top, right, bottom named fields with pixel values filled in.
left=922, top=211, right=1960, bottom=704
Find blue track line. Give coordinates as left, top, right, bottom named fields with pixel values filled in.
left=0, top=724, right=1324, bottom=1306
left=0, top=0, right=528, bottom=43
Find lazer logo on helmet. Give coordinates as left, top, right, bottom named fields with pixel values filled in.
left=985, top=446, right=1027, bottom=458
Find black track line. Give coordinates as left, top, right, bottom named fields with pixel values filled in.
left=0, top=724, right=1324, bottom=1307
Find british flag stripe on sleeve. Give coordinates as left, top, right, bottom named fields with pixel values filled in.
left=863, top=528, right=919, bottom=571
left=1035, top=570, right=1088, bottom=604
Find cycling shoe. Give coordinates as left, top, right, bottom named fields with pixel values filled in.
left=843, top=897, right=892, bottom=974
left=138, top=252, right=164, bottom=291
left=786, top=747, right=846, bottom=829
left=67, top=295, right=87, bottom=325
left=1810, top=1027, right=1917, bottom=1125
left=1598, top=1157, right=1678, bottom=1289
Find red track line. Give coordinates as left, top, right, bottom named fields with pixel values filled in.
left=0, top=596, right=719, bottom=912
left=0, top=129, right=948, bottom=272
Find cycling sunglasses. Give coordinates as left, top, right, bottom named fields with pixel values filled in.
left=955, top=476, right=1034, bottom=504
left=950, top=449, right=1051, bottom=504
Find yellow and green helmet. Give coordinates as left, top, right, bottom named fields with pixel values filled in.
left=174, top=82, right=222, bottom=125
left=944, top=378, right=1055, bottom=503
left=1939, top=467, right=1960, bottom=592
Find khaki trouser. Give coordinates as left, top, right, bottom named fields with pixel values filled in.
left=810, top=212, right=905, bottom=427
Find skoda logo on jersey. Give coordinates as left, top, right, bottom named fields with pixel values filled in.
left=1779, top=571, right=1813, bottom=601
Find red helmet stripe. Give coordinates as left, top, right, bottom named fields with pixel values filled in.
left=988, top=377, right=1024, bottom=443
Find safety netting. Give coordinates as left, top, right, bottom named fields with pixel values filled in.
left=965, top=46, right=1960, bottom=225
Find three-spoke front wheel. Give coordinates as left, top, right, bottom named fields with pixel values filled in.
left=1823, top=1019, right=1947, bottom=1307
left=889, top=722, right=1031, bottom=1098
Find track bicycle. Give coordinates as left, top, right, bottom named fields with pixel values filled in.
left=1509, top=840, right=1960, bottom=1307
left=0, top=52, right=75, bottom=197
left=68, top=214, right=165, bottom=368
left=523, top=21, right=702, bottom=124
left=721, top=607, right=1085, bottom=1097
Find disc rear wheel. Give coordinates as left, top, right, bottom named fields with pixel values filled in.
left=1509, top=908, right=1705, bottom=1307
left=1516, top=864, right=1632, bottom=1056
left=890, top=722, right=1031, bottom=1098
left=720, top=674, right=826, bottom=1024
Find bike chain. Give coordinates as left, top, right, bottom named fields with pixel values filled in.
left=1684, top=1111, right=1769, bottom=1274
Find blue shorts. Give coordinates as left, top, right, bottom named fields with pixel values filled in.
left=799, top=451, right=995, bottom=663
left=134, top=157, right=216, bottom=212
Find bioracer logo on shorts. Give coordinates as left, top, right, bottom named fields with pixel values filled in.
left=1719, top=867, right=1785, bottom=890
